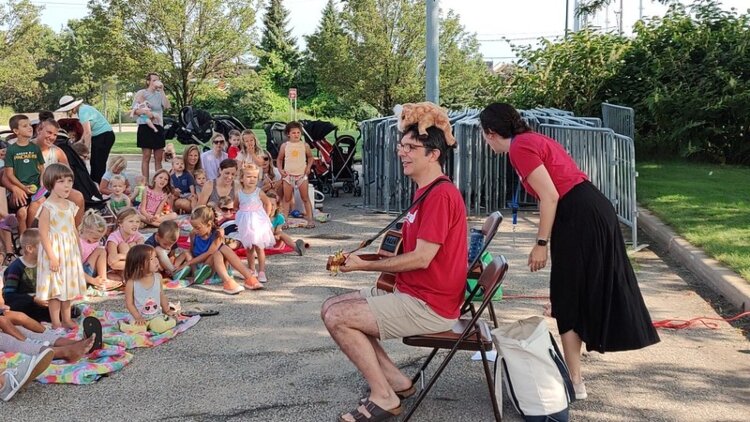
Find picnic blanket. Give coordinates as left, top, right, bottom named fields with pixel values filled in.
left=176, top=236, right=294, bottom=257
left=0, top=306, right=200, bottom=384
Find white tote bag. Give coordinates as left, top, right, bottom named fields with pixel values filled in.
left=492, top=316, right=575, bottom=421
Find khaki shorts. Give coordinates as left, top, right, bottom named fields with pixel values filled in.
left=361, top=286, right=456, bottom=340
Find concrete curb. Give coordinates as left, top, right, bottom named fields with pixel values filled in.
left=638, top=206, right=750, bottom=312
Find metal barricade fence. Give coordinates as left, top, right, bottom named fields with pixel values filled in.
left=359, top=107, right=639, bottom=246
left=602, top=103, right=635, bottom=140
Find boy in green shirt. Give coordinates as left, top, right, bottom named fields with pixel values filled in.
left=3, top=115, right=44, bottom=234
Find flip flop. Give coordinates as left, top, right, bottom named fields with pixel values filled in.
left=294, top=239, right=308, bottom=256
left=181, top=307, right=220, bottom=317
left=360, top=385, right=416, bottom=404
left=82, top=316, right=103, bottom=353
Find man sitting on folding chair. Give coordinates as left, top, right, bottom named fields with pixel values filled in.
left=321, top=119, right=467, bottom=422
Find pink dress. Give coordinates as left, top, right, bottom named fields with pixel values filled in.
left=79, top=239, right=101, bottom=262
left=235, top=188, right=275, bottom=248
left=144, top=189, right=167, bottom=214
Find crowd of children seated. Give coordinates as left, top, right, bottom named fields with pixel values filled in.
left=0, top=116, right=313, bottom=401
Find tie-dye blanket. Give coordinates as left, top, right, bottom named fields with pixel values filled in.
left=0, top=306, right=200, bottom=384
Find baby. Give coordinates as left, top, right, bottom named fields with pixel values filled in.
left=130, top=175, right=147, bottom=208
left=131, top=81, right=164, bottom=133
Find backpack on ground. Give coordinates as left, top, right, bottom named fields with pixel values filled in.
left=492, top=316, right=575, bottom=421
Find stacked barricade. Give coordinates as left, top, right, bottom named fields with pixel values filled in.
left=359, top=105, right=640, bottom=246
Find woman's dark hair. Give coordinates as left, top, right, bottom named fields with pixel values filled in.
left=219, top=158, right=238, bottom=171
left=401, top=124, right=453, bottom=167
left=38, top=111, right=55, bottom=121
left=479, top=103, right=531, bottom=138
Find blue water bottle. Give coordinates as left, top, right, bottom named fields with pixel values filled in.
left=468, top=228, right=484, bottom=264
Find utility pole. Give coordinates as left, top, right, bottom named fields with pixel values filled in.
left=639, top=0, right=644, bottom=20
left=573, top=0, right=580, bottom=32
left=426, top=0, right=439, bottom=104
left=619, top=0, right=624, bottom=34
left=565, top=0, right=570, bottom=37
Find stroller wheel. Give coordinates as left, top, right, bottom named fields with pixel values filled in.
left=353, top=187, right=362, bottom=197
left=343, top=183, right=353, bottom=194
left=321, top=183, right=333, bottom=195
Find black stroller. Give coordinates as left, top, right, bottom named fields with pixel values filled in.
left=165, top=106, right=245, bottom=151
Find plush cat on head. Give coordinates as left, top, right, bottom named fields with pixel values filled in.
left=393, top=102, right=455, bottom=146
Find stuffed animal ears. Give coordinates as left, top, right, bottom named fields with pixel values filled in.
left=393, top=104, right=405, bottom=131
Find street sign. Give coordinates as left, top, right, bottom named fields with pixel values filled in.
left=288, top=88, right=298, bottom=100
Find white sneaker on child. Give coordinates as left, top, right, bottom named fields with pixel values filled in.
left=0, top=371, right=21, bottom=402
left=258, top=271, right=267, bottom=283
left=574, top=381, right=588, bottom=400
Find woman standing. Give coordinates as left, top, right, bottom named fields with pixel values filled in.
left=134, top=73, right=170, bottom=181
left=479, top=103, right=659, bottom=399
left=56, top=95, right=115, bottom=183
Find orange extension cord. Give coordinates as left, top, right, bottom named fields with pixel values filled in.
left=501, top=294, right=750, bottom=330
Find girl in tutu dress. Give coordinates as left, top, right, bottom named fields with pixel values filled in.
left=36, top=164, right=87, bottom=330
left=235, top=164, right=275, bottom=283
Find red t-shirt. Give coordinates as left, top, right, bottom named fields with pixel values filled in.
left=395, top=177, right=468, bottom=319
left=509, top=132, right=588, bottom=199
left=227, top=146, right=240, bottom=159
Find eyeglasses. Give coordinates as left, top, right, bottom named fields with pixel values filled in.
left=262, top=157, right=270, bottom=161
left=213, top=140, right=225, bottom=145
left=396, top=142, right=426, bottom=153
left=220, top=207, right=233, bottom=212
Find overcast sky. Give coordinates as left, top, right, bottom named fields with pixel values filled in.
left=34, top=0, right=750, bottom=62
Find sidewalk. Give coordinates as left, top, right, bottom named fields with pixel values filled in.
left=3, top=195, right=748, bottom=421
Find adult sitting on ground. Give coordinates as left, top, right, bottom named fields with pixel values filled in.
left=321, top=123, right=467, bottom=422
left=182, top=145, right=203, bottom=176
left=197, top=158, right=238, bottom=208
left=56, top=95, right=116, bottom=183
left=134, top=72, right=170, bottom=181
left=27, top=119, right=85, bottom=228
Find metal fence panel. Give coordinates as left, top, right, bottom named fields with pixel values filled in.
left=602, top=103, right=635, bottom=140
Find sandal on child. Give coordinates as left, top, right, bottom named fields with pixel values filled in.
left=243, top=282, right=264, bottom=291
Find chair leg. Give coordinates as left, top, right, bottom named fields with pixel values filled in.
left=403, top=346, right=464, bottom=421
left=479, top=347, right=502, bottom=421
left=488, top=303, right=499, bottom=328
left=411, top=348, right=439, bottom=386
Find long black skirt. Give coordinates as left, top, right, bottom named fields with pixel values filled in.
left=550, top=181, right=660, bottom=353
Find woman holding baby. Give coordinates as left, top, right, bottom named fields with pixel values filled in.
left=134, top=72, right=171, bottom=181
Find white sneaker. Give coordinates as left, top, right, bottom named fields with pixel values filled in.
left=0, top=371, right=21, bottom=401
left=574, top=381, right=588, bottom=400
left=257, top=271, right=268, bottom=283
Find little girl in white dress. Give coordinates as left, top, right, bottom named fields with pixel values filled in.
left=235, top=164, right=275, bottom=283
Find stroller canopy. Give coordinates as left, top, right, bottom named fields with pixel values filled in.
left=301, top=120, right=337, bottom=141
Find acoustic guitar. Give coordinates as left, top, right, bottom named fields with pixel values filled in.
left=326, top=228, right=403, bottom=292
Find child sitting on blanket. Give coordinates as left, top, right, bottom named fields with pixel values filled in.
left=107, top=175, right=131, bottom=216
left=3, top=229, right=47, bottom=323
left=266, top=191, right=307, bottom=256
left=106, top=207, right=144, bottom=277
left=0, top=308, right=94, bottom=362
left=79, top=210, right=122, bottom=292
left=139, top=170, right=178, bottom=227
left=144, top=220, right=192, bottom=280
left=120, top=244, right=176, bottom=334
left=182, top=206, right=262, bottom=294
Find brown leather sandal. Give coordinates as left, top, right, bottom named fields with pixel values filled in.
left=360, top=384, right=416, bottom=404
left=339, top=399, right=402, bottom=421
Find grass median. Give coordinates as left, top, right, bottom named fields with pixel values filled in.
left=637, top=160, right=750, bottom=281
left=110, top=129, right=361, bottom=157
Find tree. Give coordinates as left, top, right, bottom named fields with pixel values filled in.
left=0, top=0, right=55, bottom=111
left=307, top=0, right=489, bottom=114
left=108, top=0, right=256, bottom=109
left=259, top=0, right=300, bottom=90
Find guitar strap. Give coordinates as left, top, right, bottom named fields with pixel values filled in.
left=353, top=176, right=451, bottom=252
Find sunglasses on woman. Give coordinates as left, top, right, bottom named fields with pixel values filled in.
left=214, top=139, right=225, bottom=145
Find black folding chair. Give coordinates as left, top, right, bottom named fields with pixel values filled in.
left=465, top=211, right=503, bottom=327
left=402, top=255, right=509, bottom=421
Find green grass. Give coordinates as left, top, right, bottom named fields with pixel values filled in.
left=110, top=129, right=362, bottom=158
left=637, top=160, right=750, bottom=281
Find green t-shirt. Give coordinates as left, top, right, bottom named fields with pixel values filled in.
left=6, top=141, right=44, bottom=187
